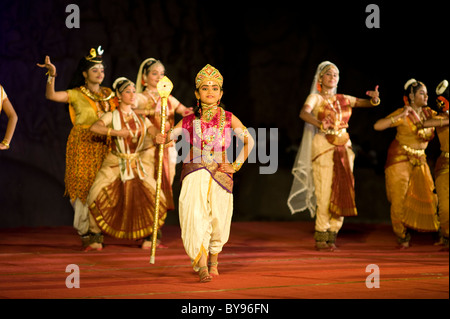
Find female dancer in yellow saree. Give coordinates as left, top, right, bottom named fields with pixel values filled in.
left=288, top=61, right=380, bottom=251
left=374, top=79, right=439, bottom=249
left=37, top=47, right=117, bottom=251
left=87, top=78, right=166, bottom=248
left=424, top=80, right=449, bottom=250
left=0, top=84, right=18, bottom=151
left=156, top=64, right=254, bottom=282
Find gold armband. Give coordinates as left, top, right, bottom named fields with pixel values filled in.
left=239, top=126, right=250, bottom=138
left=232, top=162, right=242, bottom=172
left=107, top=128, right=112, bottom=137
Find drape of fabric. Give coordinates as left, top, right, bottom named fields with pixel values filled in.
left=287, top=123, right=317, bottom=217
left=87, top=112, right=167, bottom=240
left=329, top=145, right=357, bottom=217
left=179, top=169, right=233, bottom=271
left=384, top=108, right=438, bottom=238
left=111, top=110, right=147, bottom=182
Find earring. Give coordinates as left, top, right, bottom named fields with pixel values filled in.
left=217, top=99, right=221, bottom=106
left=197, top=99, right=199, bottom=107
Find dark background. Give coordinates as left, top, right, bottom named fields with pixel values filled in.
left=0, top=0, right=448, bottom=228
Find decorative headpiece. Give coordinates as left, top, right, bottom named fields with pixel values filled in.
left=113, top=77, right=134, bottom=94
left=135, top=58, right=163, bottom=93
left=85, top=46, right=104, bottom=63
left=403, top=78, right=426, bottom=105
left=318, top=62, right=338, bottom=78
left=313, top=61, right=339, bottom=93
left=436, top=79, right=449, bottom=113
left=195, top=64, right=223, bottom=88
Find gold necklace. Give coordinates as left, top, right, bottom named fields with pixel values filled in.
left=201, top=103, right=218, bottom=121
left=80, top=85, right=114, bottom=102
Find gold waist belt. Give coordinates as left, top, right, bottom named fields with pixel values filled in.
left=324, top=128, right=347, bottom=136
left=112, top=150, right=142, bottom=161
left=401, top=144, right=425, bottom=157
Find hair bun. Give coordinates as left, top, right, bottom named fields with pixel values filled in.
left=436, top=80, right=449, bottom=96
left=404, top=78, right=417, bottom=91
left=112, top=77, right=129, bottom=90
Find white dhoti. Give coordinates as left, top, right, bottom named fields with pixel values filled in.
left=179, top=169, right=233, bottom=271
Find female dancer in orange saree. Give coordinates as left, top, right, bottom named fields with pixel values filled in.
left=374, top=79, right=439, bottom=249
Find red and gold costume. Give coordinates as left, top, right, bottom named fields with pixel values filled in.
left=87, top=110, right=167, bottom=240
left=306, top=94, right=358, bottom=234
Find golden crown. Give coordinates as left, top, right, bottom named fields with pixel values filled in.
left=195, top=64, right=223, bottom=88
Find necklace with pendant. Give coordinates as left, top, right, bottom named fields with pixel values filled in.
left=121, top=110, right=140, bottom=144
left=325, top=96, right=342, bottom=127
left=202, top=103, right=218, bottom=121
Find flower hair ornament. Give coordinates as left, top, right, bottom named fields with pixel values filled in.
left=113, top=77, right=134, bottom=94
left=436, top=79, right=449, bottom=113
left=313, top=61, right=339, bottom=94
left=403, top=78, right=424, bottom=106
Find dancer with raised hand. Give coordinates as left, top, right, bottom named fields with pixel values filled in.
left=374, top=79, right=438, bottom=249
left=37, top=47, right=117, bottom=251
left=288, top=61, right=380, bottom=251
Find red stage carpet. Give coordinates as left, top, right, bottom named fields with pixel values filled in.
left=0, top=221, right=448, bottom=300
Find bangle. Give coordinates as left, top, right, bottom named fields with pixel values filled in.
left=232, top=162, right=242, bottom=172
left=107, top=128, right=112, bottom=136
left=370, top=98, right=380, bottom=106
left=390, top=116, right=396, bottom=124
left=45, top=71, right=57, bottom=78
left=440, top=118, right=443, bottom=127
left=319, top=122, right=325, bottom=132
left=1, top=139, right=10, bottom=149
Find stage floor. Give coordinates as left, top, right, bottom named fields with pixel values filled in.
left=0, top=221, right=448, bottom=300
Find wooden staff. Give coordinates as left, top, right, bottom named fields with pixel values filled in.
left=150, top=76, right=173, bottom=264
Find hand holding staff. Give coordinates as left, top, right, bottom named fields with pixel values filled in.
left=149, top=76, right=173, bottom=264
